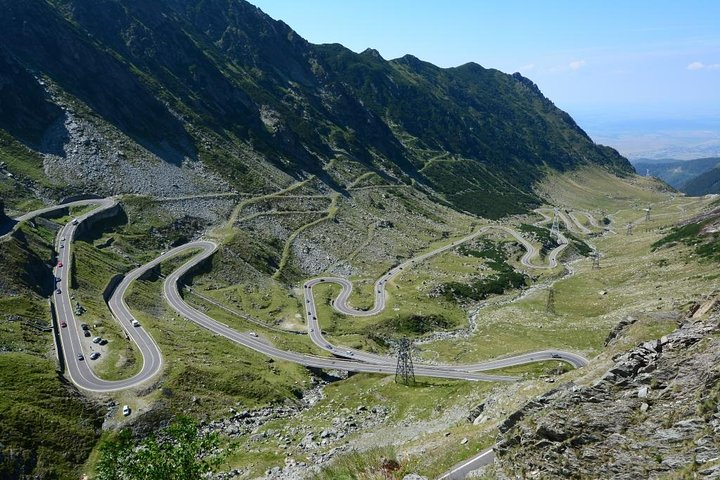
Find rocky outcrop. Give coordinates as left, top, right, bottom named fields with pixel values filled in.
left=495, top=314, right=720, bottom=479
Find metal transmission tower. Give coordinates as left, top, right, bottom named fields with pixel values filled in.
left=626, top=223, right=634, bottom=236
left=592, top=250, right=601, bottom=269
left=549, top=208, right=561, bottom=241
left=545, top=288, right=556, bottom=315
left=395, top=338, right=415, bottom=385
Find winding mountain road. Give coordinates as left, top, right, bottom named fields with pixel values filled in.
left=1, top=195, right=600, bottom=480
left=52, top=198, right=164, bottom=392
left=21, top=197, right=587, bottom=391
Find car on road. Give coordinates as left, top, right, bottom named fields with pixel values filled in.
left=92, top=336, right=102, bottom=344
left=551, top=353, right=561, bottom=359
left=346, top=350, right=353, bottom=356
left=89, top=352, right=100, bottom=360
left=122, top=405, right=131, bottom=416
left=60, top=321, right=67, bottom=328
left=77, top=353, right=84, bottom=361
left=57, top=261, right=63, bottom=268
left=55, top=288, right=62, bottom=295
left=71, top=218, right=78, bottom=225
left=59, top=243, right=64, bottom=249
left=249, top=332, right=258, bottom=337
left=55, top=276, right=61, bottom=283
left=131, top=320, right=140, bottom=327
left=326, top=344, right=332, bottom=349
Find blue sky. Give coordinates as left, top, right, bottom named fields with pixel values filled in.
left=251, top=1, right=720, bottom=158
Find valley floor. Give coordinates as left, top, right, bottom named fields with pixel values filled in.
left=1, top=166, right=718, bottom=479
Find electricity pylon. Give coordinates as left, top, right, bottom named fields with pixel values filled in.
left=395, top=338, right=415, bottom=385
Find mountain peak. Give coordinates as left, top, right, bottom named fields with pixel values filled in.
left=360, top=48, right=384, bottom=60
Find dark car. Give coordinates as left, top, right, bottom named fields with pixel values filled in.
left=57, top=261, right=63, bottom=268
left=77, top=353, right=84, bottom=361
left=90, top=352, right=100, bottom=360
left=83, top=330, right=91, bottom=337
left=99, top=339, right=108, bottom=346
left=55, top=288, right=62, bottom=295
left=60, top=321, right=67, bottom=328
left=551, top=353, right=561, bottom=359
left=80, top=323, right=89, bottom=330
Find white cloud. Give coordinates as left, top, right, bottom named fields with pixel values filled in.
left=687, top=61, right=720, bottom=70
left=569, top=59, right=586, bottom=70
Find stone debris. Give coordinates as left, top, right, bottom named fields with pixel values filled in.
left=494, top=314, right=720, bottom=479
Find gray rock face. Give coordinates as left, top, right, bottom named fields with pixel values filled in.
left=495, top=315, right=720, bottom=479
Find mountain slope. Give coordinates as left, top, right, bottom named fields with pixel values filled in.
left=633, top=157, right=720, bottom=190
left=682, top=166, right=720, bottom=196
left=0, top=0, right=631, bottom=218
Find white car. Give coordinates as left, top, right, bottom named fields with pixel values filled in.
left=131, top=320, right=140, bottom=327
left=249, top=332, right=258, bottom=337
left=122, top=405, right=131, bottom=416
left=71, top=219, right=79, bottom=225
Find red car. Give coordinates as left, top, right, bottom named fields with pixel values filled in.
left=57, top=261, right=63, bottom=268
left=60, top=321, right=67, bottom=328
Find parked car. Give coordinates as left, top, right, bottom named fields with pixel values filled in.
left=122, top=405, right=131, bottom=416
left=81, top=323, right=89, bottom=330
left=83, top=330, right=91, bottom=337
left=90, top=352, right=100, bottom=360
left=92, top=336, right=102, bottom=344
left=99, top=339, right=108, bottom=346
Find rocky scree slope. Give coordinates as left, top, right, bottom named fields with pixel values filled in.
left=0, top=0, right=630, bottom=218
left=494, top=308, right=720, bottom=479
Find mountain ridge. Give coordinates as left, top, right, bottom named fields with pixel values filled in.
left=0, top=0, right=631, bottom=218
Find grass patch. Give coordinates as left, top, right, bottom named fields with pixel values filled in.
left=0, top=354, right=104, bottom=479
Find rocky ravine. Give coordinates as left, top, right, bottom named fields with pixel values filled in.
left=493, top=307, right=720, bottom=479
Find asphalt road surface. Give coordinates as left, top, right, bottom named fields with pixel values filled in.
left=52, top=198, right=164, bottom=392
